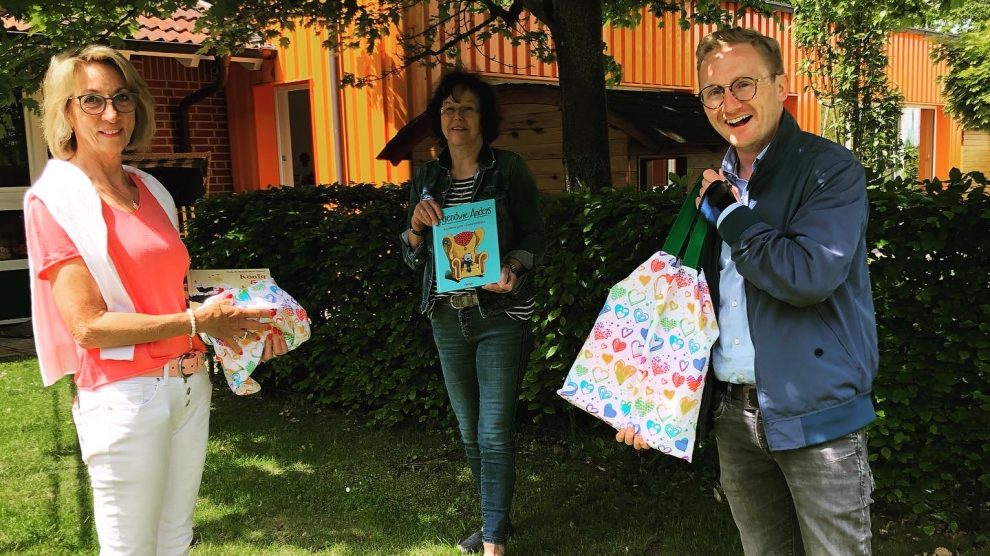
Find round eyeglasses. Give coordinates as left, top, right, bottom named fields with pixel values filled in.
left=72, top=92, right=137, bottom=115
left=698, top=75, right=779, bottom=110
left=440, top=105, right=478, bottom=118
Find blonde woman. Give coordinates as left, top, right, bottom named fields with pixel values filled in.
left=24, top=45, right=286, bottom=555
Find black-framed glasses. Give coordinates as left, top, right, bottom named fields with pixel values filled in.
left=698, top=74, right=779, bottom=109
left=72, top=92, right=137, bottom=115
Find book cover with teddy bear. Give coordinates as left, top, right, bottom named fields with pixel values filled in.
left=432, top=199, right=500, bottom=293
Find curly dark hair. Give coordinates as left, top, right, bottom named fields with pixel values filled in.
left=426, top=70, right=500, bottom=146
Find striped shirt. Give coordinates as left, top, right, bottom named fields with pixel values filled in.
left=430, top=177, right=534, bottom=320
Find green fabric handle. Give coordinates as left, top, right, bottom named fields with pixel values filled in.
left=661, top=183, right=708, bottom=270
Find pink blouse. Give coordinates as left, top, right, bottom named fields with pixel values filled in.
left=25, top=175, right=203, bottom=390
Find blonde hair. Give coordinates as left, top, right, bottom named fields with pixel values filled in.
left=41, top=45, right=155, bottom=160
left=695, top=27, right=785, bottom=76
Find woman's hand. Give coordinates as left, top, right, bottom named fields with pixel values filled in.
left=194, top=297, right=273, bottom=348
left=260, top=327, right=290, bottom=362
left=615, top=426, right=650, bottom=451
left=410, top=198, right=443, bottom=233
left=481, top=265, right=516, bottom=294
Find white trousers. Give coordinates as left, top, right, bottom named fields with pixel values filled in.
left=72, top=370, right=211, bottom=556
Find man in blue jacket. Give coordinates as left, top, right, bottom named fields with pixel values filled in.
left=694, top=27, right=879, bottom=555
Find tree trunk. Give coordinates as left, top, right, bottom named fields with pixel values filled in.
left=543, top=0, right=612, bottom=191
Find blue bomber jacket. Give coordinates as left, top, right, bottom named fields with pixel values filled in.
left=702, top=111, right=879, bottom=451
left=400, top=146, right=546, bottom=316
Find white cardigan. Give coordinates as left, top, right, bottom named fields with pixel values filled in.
left=25, top=159, right=179, bottom=386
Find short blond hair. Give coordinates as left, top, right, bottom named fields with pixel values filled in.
left=695, top=27, right=784, bottom=76
left=42, top=45, right=155, bottom=160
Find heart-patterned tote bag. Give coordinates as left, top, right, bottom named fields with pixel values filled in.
left=558, top=186, right=719, bottom=461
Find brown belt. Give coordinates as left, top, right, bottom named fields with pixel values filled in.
left=724, top=382, right=759, bottom=409
left=448, top=291, right=480, bottom=309
left=139, top=351, right=207, bottom=378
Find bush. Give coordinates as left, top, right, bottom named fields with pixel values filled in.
left=187, top=172, right=990, bottom=532
left=866, top=169, right=989, bottom=532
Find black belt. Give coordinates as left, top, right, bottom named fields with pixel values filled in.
left=448, top=291, right=480, bottom=309
left=724, top=382, right=759, bottom=410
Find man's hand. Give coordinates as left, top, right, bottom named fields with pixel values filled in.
left=695, top=169, right=740, bottom=227
left=615, top=426, right=650, bottom=451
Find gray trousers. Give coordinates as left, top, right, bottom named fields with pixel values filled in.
left=713, top=396, right=874, bottom=556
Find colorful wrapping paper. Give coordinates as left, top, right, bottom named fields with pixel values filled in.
left=559, top=251, right=719, bottom=461
left=201, top=279, right=310, bottom=395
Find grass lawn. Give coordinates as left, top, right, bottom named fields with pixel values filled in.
left=0, top=356, right=985, bottom=555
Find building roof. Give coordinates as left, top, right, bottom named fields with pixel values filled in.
left=3, top=1, right=210, bottom=46
left=377, top=82, right=724, bottom=165
left=606, top=88, right=725, bottom=149
left=132, top=3, right=210, bottom=45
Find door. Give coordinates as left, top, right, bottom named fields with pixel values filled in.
left=274, top=85, right=316, bottom=187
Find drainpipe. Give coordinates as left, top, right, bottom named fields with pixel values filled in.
left=175, top=55, right=229, bottom=153
left=327, top=44, right=346, bottom=184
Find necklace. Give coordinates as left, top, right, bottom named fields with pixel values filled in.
left=100, top=182, right=138, bottom=211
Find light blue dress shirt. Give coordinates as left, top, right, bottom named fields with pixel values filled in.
left=711, top=144, right=770, bottom=385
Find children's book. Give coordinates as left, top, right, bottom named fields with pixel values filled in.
left=432, top=199, right=500, bottom=293
left=187, top=268, right=272, bottom=308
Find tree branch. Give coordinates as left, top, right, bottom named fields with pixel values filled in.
left=408, top=8, right=500, bottom=59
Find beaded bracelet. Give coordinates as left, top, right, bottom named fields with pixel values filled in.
left=186, top=308, right=197, bottom=350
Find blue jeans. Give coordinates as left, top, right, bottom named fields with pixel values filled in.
left=713, top=396, right=874, bottom=556
left=431, top=304, right=531, bottom=545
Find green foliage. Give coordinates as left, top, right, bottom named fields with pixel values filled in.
left=186, top=183, right=685, bottom=425
left=0, top=1, right=187, bottom=116
left=901, top=142, right=920, bottom=182
left=933, top=6, right=990, bottom=130
left=188, top=173, right=990, bottom=533
left=792, top=0, right=911, bottom=177
left=867, top=169, right=990, bottom=531
left=186, top=183, right=448, bottom=426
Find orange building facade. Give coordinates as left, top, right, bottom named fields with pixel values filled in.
left=226, top=5, right=966, bottom=192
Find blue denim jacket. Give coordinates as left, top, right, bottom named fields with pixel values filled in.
left=700, top=111, right=879, bottom=451
left=400, top=146, right=546, bottom=317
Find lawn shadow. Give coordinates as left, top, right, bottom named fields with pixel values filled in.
left=193, top=387, right=476, bottom=554
left=0, top=372, right=95, bottom=555
left=47, top=382, right=95, bottom=550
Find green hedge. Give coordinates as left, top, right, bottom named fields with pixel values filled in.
left=866, top=170, right=989, bottom=532
left=186, top=173, right=989, bottom=531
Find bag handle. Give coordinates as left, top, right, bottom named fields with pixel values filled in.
left=661, top=182, right=709, bottom=269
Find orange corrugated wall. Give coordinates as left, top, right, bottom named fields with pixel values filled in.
left=236, top=3, right=961, bottom=188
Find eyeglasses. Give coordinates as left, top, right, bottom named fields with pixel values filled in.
left=698, top=75, right=779, bottom=110
left=72, top=92, right=137, bottom=115
left=440, top=105, right=478, bottom=118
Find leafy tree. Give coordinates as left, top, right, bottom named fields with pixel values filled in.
left=0, top=1, right=186, bottom=112
left=791, top=0, right=918, bottom=177
left=933, top=0, right=990, bottom=130
left=1, top=0, right=774, bottom=190
left=202, top=0, right=774, bottom=190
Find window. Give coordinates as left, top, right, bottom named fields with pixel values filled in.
left=0, top=97, right=32, bottom=187
left=900, top=107, right=935, bottom=182
left=639, top=156, right=687, bottom=191
left=0, top=94, right=48, bottom=323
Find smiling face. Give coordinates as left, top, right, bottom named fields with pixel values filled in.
left=440, top=87, right=483, bottom=150
left=66, top=62, right=135, bottom=160
left=698, top=42, right=788, bottom=161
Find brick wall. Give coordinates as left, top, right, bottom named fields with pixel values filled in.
left=130, top=55, right=233, bottom=194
